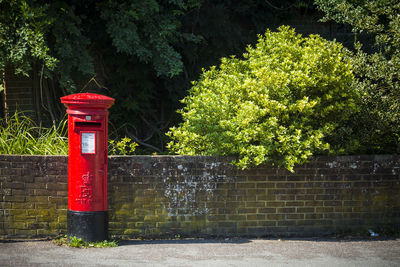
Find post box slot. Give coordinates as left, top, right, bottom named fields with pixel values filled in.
left=75, top=121, right=102, bottom=128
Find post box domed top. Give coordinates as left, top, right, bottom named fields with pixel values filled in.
left=61, top=93, right=115, bottom=109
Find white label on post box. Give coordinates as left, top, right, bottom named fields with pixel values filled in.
left=81, top=132, right=96, bottom=154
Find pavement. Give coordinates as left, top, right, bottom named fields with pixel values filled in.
left=0, top=237, right=399, bottom=267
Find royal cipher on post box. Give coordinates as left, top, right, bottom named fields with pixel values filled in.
left=61, top=93, right=114, bottom=242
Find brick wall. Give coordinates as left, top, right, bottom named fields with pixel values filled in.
left=3, top=68, right=36, bottom=118
left=0, top=156, right=67, bottom=237
left=1, top=155, right=399, bottom=239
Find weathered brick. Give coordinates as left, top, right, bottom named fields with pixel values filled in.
left=11, top=203, right=34, bottom=209
left=33, top=189, right=50, bottom=196
left=286, top=214, right=304, bottom=220
left=316, top=207, right=334, bottom=213
left=277, top=208, right=296, bottom=213
left=220, top=201, right=236, bottom=208
left=4, top=196, right=25, bottom=202
left=46, top=183, right=67, bottom=191
left=134, top=209, right=155, bottom=216
left=267, top=189, right=287, bottom=194
left=207, top=215, right=226, bottom=221
left=3, top=182, right=25, bottom=189
left=236, top=195, right=261, bottom=204
left=237, top=208, right=257, bottom=214
left=324, top=213, right=345, bottom=220
left=295, top=169, right=316, bottom=175
left=247, top=189, right=266, bottom=195
left=246, top=214, right=266, bottom=221
left=248, top=176, right=268, bottom=182
left=257, top=195, right=276, bottom=201
left=245, top=202, right=265, bottom=208
left=238, top=221, right=258, bottom=227
left=267, top=175, right=287, bottom=181
left=305, top=214, right=324, bottom=220
left=217, top=222, right=237, bottom=228
left=56, top=191, right=68, bottom=197
left=278, top=220, right=297, bottom=226
left=285, top=201, right=305, bottom=207
left=257, top=221, right=276, bottom=227
left=287, top=176, right=305, bottom=181
left=286, top=189, right=306, bottom=194
left=297, top=207, right=314, bottom=213
left=295, top=195, right=315, bottom=201
left=324, top=201, right=342, bottom=207
left=343, top=201, right=361, bottom=206
left=276, top=195, right=295, bottom=201
left=25, top=183, right=46, bottom=189
left=295, top=182, right=313, bottom=188
left=266, top=202, right=285, bottom=207
left=316, top=195, right=335, bottom=200
left=227, top=215, right=246, bottom=221
left=256, top=183, right=275, bottom=189
left=257, top=208, right=276, bottom=214
left=229, top=189, right=246, bottom=196
left=275, top=183, right=296, bottom=189
left=237, top=183, right=256, bottom=189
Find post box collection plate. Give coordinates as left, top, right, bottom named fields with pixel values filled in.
left=81, top=132, right=96, bottom=154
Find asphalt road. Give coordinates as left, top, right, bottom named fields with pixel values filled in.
left=0, top=238, right=399, bottom=267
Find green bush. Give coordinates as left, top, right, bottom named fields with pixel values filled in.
left=315, top=0, right=400, bottom=153
left=167, top=26, right=358, bottom=171
left=108, top=137, right=138, bottom=155
left=0, top=112, right=68, bottom=155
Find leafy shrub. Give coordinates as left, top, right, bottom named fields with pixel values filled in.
left=167, top=26, right=358, bottom=171
left=0, top=112, right=67, bottom=155
left=108, top=137, right=138, bottom=155
left=315, top=0, right=400, bottom=153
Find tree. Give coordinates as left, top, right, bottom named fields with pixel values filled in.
left=168, top=26, right=358, bottom=171
left=0, top=0, right=201, bottom=88
left=0, top=0, right=56, bottom=82
left=0, top=0, right=203, bottom=148
left=0, top=0, right=323, bottom=152
left=315, top=0, right=400, bottom=153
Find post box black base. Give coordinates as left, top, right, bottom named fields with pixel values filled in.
left=67, top=210, right=108, bottom=242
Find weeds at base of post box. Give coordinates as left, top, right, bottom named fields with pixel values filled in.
left=53, top=235, right=118, bottom=248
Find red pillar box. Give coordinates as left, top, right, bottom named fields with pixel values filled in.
left=61, top=93, right=114, bottom=242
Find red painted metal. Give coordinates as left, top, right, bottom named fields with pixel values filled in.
left=61, top=93, right=114, bottom=212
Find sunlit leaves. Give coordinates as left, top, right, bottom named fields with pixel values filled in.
left=168, top=26, right=357, bottom=171
left=316, top=0, right=400, bottom=153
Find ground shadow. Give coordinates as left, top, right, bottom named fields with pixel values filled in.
left=119, top=238, right=252, bottom=246
left=117, top=236, right=399, bottom=246
left=0, top=238, right=51, bottom=243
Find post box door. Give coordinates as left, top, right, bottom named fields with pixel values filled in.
left=68, top=115, right=108, bottom=212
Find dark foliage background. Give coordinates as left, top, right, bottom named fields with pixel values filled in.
left=1, top=0, right=355, bottom=153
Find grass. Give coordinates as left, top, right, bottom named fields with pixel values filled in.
left=53, top=235, right=119, bottom=248
left=0, top=112, right=140, bottom=156
left=0, top=112, right=68, bottom=155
